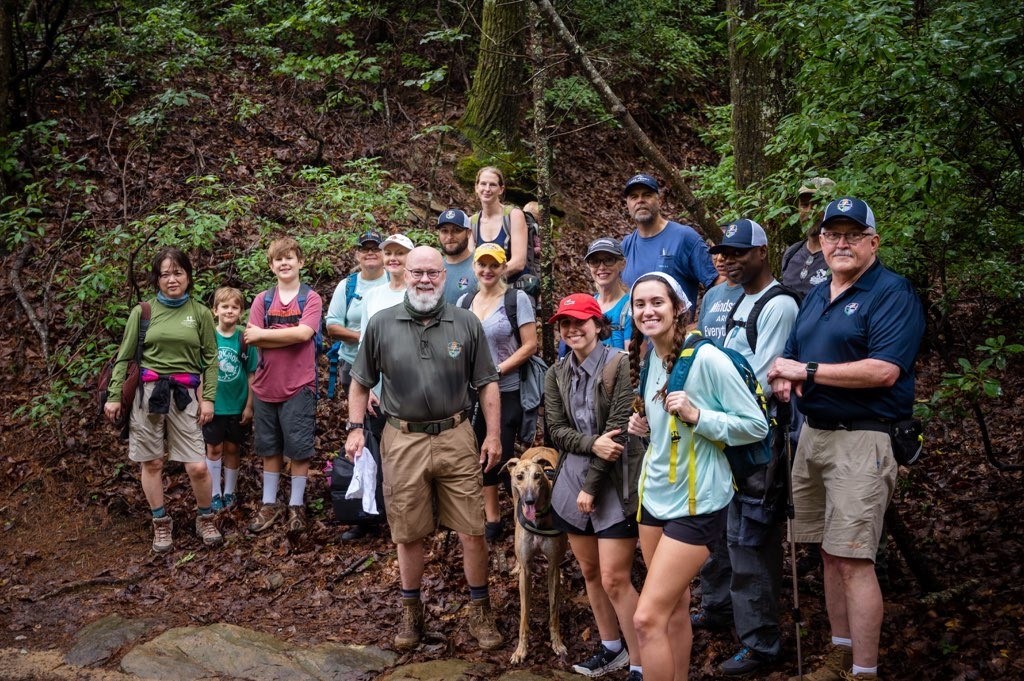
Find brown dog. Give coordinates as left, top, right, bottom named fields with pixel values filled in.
left=505, top=446, right=568, bottom=664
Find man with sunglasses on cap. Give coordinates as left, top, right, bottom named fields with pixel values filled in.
left=619, top=173, right=721, bottom=315
left=768, top=197, right=924, bottom=681
left=436, top=208, right=477, bottom=304
left=782, top=177, right=835, bottom=295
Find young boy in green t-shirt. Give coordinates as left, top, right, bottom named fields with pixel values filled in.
left=203, top=286, right=258, bottom=510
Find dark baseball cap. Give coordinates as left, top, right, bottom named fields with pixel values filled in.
left=623, top=173, right=659, bottom=196
left=358, top=230, right=384, bottom=246
left=584, top=237, right=624, bottom=261
left=820, top=197, right=876, bottom=231
left=437, top=208, right=470, bottom=229
left=709, top=219, right=768, bottom=253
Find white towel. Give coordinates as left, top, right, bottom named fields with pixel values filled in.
left=345, top=448, right=379, bottom=515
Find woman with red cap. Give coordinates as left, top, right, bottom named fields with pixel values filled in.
left=545, top=294, right=645, bottom=681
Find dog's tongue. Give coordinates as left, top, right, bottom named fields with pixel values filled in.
left=523, top=503, right=537, bottom=522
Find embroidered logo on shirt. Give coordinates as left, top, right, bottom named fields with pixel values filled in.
left=447, top=341, right=463, bottom=358
left=844, top=302, right=860, bottom=316
left=183, top=315, right=198, bottom=328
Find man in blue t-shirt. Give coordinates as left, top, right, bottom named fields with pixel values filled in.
left=619, top=173, right=721, bottom=314
left=768, top=197, right=924, bottom=681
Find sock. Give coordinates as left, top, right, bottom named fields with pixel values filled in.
left=400, top=588, right=421, bottom=600
left=151, top=506, right=166, bottom=519
left=630, top=665, right=642, bottom=674
left=223, top=467, right=239, bottom=495
left=262, top=471, right=280, bottom=505
left=197, top=506, right=213, bottom=516
left=832, top=636, right=853, bottom=649
left=852, top=665, right=878, bottom=676
left=468, top=584, right=489, bottom=601
left=289, top=476, right=307, bottom=506
left=206, top=457, right=223, bottom=496
left=602, top=639, right=623, bottom=653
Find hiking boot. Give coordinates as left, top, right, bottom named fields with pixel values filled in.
left=221, top=493, right=237, bottom=510
left=342, top=523, right=375, bottom=541
left=720, top=646, right=772, bottom=676
left=151, top=516, right=173, bottom=553
left=394, top=597, right=424, bottom=650
left=286, top=505, right=306, bottom=534
left=210, top=494, right=224, bottom=512
left=248, top=503, right=284, bottom=533
left=572, top=641, right=629, bottom=677
left=466, top=597, right=502, bottom=650
left=195, top=513, right=223, bottom=547
left=789, top=645, right=853, bottom=681
left=839, top=672, right=878, bottom=681
left=691, top=607, right=731, bottom=632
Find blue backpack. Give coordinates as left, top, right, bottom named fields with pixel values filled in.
left=638, top=331, right=773, bottom=485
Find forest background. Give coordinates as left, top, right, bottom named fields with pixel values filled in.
left=0, top=1, right=1021, bottom=679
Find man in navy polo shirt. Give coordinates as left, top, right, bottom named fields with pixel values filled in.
left=768, top=197, right=924, bottom=681
left=620, top=173, right=721, bottom=313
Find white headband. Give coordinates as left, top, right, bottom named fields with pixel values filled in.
left=629, top=272, right=692, bottom=314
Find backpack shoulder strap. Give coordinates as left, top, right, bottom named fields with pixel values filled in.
left=781, top=241, right=803, bottom=273
left=344, top=273, right=360, bottom=320
left=724, top=293, right=748, bottom=336
left=504, top=288, right=521, bottom=346
left=457, top=290, right=477, bottom=310
left=470, top=211, right=481, bottom=243
left=262, top=287, right=276, bottom=328
left=742, top=284, right=802, bottom=353
left=668, top=332, right=706, bottom=392
left=297, top=283, right=311, bottom=311
left=601, top=350, right=625, bottom=398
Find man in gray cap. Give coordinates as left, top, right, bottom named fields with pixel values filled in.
left=619, top=173, right=721, bottom=314
left=782, top=177, right=835, bottom=295
left=436, top=208, right=477, bottom=304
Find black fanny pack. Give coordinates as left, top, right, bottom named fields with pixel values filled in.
left=890, top=418, right=924, bottom=465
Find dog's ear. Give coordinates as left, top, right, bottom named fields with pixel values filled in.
left=539, top=458, right=556, bottom=471
left=505, top=458, right=521, bottom=475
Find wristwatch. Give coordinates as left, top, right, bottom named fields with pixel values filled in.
left=345, top=422, right=365, bottom=432
left=805, top=362, right=819, bottom=387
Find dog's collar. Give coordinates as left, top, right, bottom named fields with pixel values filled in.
left=517, top=499, right=564, bottom=537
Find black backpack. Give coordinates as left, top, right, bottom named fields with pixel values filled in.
left=725, top=284, right=803, bottom=353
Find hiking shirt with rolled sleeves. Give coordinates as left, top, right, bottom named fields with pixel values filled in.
left=108, top=299, right=219, bottom=403
left=783, top=259, right=925, bottom=422
left=325, top=272, right=389, bottom=365
left=442, top=255, right=477, bottom=305
left=621, top=221, right=719, bottom=308
left=249, top=286, right=323, bottom=403
left=212, top=328, right=259, bottom=415
left=698, top=281, right=744, bottom=348
left=724, top=281, right=800, bottom=398
left=639, top=346, right=767, bottom=519
left=351, top=303, right=498, bottom=422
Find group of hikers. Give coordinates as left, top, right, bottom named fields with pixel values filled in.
left=103, top=167, right=925, bottom=681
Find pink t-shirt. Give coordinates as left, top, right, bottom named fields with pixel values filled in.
left=249, top=287, right=322, bottom=402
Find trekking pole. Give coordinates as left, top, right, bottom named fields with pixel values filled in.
left=781, top=401, right=804, bottom=681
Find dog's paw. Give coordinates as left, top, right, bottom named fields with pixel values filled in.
left=510, top=643, right=528, bottom=665
left=551, top=638, right=568, bottom=658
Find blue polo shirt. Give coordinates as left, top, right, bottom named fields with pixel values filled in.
left=783, top=259, right=924, bottom=422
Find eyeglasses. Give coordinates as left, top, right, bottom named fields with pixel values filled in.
left=405, top=268, right=445, bottom=280
left=820, top=230, right=874, bottom=245
left=587, top=256, right=620, bottom=267
left=159, top=270, right=186, bottom=280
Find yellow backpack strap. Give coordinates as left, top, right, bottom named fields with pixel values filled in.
left=669, top=416, right=699, bottom=516
left=636, top=440, right=652, bottom=522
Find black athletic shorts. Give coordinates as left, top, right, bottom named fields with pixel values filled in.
left=202, top=414, right=250, bottom=447
left=639, top=504, right=728, bottom=548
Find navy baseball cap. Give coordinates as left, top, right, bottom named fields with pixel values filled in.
left=821, top=197, right=876, bottom=231
left=437, top=208, right=470, bottom=229
left=709, top=219, right=768, bottom=253
left=358, top=230, right=384, bottom=246
left=623, top=173, right=659, bottom=196
left=584, top=237, right=624, bottom=261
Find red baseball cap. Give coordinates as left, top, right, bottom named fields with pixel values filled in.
left=548, top=293, right=603, bottom=324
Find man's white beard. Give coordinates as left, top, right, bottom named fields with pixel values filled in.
left=408, top=286, right=444, bottom=312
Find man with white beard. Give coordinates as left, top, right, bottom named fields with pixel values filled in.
left=345, top=246, right=504, bottom=652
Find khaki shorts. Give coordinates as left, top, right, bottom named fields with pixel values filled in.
left=379, top=419, right=484, bottom=544
left=791, top=425, right=897, bottom=560
left=128, top=383, right=206, bottom=464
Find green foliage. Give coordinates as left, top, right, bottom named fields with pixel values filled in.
left=690, top=0, right=1024, bottom=303
left=918, top=336, right=1024, bottom=422
left=544, top=76, right=612, bottom=126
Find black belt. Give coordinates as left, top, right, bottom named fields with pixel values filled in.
left=807, top=417, right=890, bottom=434
left=386, top=410, right=469, bottom=435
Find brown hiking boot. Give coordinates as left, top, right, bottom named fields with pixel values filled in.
left=152, top=516, right=173, bottom=553
left=195, top=513, right=223, bottom=547
left=394, top=598, right=424, bottom=650
left=248, top=503, right=284, bottom=533
left=286, top=505, right=306, bottom=534
left=466, top=597, right=502, bottom=650
left=790, top=645, right=853, bottom=681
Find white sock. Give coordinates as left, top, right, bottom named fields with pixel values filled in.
left=206, top=457, right=223, bottom=497
left=832, top=636, right=853, bottom=648
left=262, top=471, right=280, bottom=505
left=223, top=467, right=239, bottom=495
left=602, top=639, right=623, bottom=653
left=852, top=664, right=878, bottom=676
left=630, top=665, right=642, bottom=674
left=289, top=476, right=307, bottom=506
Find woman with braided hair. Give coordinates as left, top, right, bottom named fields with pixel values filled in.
left=626, top=272, right=768, bottom=681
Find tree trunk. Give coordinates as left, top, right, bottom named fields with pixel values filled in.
left=0, top=0, right=13, bottom=137
left=533, top=0, right=718, bottom=240
left=728, top=0, right=787, bottom=190
left=461, top=0, right=527, bottom=152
